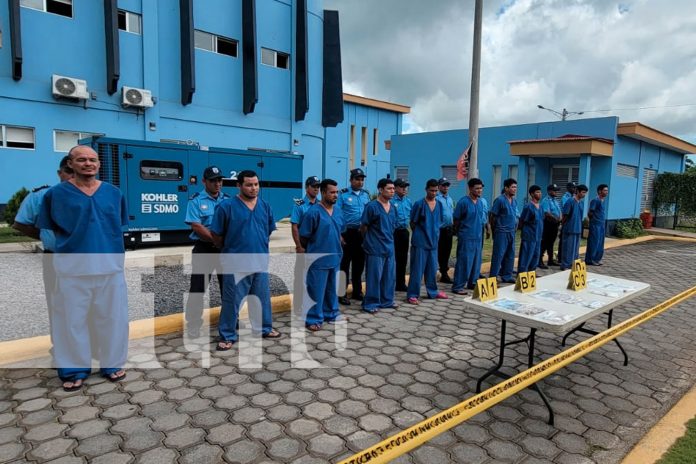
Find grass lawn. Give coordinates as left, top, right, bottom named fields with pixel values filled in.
left=658, top=416, right=696, bottom=464
left=0, top=226, right=36, bottom=244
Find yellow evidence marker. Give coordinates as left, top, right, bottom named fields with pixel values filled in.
left=473, top=277, right=498, bottom=302
left=515, top=271, right=537, bottom=293
left=568, top=259, right=587, bottom=291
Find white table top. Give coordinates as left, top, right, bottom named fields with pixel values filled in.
left=462, top=271, right=651, bottom=333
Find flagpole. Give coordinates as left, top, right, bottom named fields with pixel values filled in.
left=468, top=0, right=483, bottom=178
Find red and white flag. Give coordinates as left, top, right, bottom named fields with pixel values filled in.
left=457, top=141, right=473, bottom=181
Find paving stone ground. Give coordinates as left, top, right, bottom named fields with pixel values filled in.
left=1, top=239, right=696, bottom=463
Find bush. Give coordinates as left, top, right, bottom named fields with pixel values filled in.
left=3, top=187, right=29, bottom=225
left=614, top=218, right=644, bottom=239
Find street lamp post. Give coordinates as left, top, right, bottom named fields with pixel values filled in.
left=468, top=0, right=483, bottom=178
left=537, top=105, right=584, bottom=121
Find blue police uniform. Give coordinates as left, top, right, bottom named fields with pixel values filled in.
left=452, top=196, right=483, bottom=292
left=392, top=194, right=413, bottom=290
left=560, top=197, right=584, bottom=269
left=540, top=194, right=562, bottom=265
left=561, top=192, right=573, bottom=208
left=184, top=189, right=230, bottom=333
left=489, top=194, right=519, bottom=281
left=479, top=196, right=489, bottom=248
left=585, top=197, right=606, bottom=265
left=407, top=198, right=444, bottom=299
left=211, top=196, right=277, bottom=342
left=517, top=202, right=544, bottom=273
left=290, top=195, right=317, bottom=225
left=38, top=181, right=129, bottom=382
left=16, top=186, right=55, bottom=251
left=361, top=200, right=398, bottom=312
left=299, top=204, right=345, bottom=326
left=436, top=192, right=455, bottom=279
left=337, top=187, right=370, bottom=298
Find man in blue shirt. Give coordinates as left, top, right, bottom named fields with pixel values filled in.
left=291, top=176, right=320, bottom=318
left=38, top=145, right=129, bottom=392
left=184, top=166, right=230, bottom=338
left=391, top=178, right=412, bottom=292
left=452, top=178, right=484, bottom=294
left=337, top=168, right=370, bottom=305
left=557, top=181, right=576, bottom=266
left=517, top=185, right=544, bottom=273
left=560, top=184, right=588, bottom=270
left=211, top=170, right=281, bottom=350
left=361, top=178, right=398, bottom=313
left=436, top=177, right=455, bottom=284
left=586, top=184, right=609, bottom=266
left=407, top=179, right=448, bottom=304
left=489, top=178, right=519, bottom=283
left=299, top=179, right=346, bottom=331
left=539, top=184, right=562, bottom=268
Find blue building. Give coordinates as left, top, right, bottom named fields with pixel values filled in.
left=391, top=117, right=696, bottom=229
left=0, top=0, right=407, bottom=209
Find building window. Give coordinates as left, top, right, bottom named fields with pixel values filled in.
left=617, top=163, right=638, bottom=178
left=395, top=166, right=409, bottom=182
left=493, top=165, right=502, bottom=196
left=54, top=130, right=103, bottom=152
left=527, top=163, right=536, bottom=188
left=20, top=0, right=72, bottom=18
left=261, top=47, right=290, bottom=69
left=373, top=128, right=378, bottom=155
left=117, top=10, right=141, bottom=35
left=441, top=166, right=459, bottom=187
left=194, top=30, right=238, bottom=57
left=508, top=164, right=518, bottom=181
left=361, top=127, right=367, bottom=166
left=1, top=125, right=35, bottom=150
left=349, top=125, right=356, bottom=169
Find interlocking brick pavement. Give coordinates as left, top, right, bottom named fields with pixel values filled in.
left=1, top=240, right=695, bottom=463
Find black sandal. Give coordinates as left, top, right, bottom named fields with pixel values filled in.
left=105, top=370, right=127, bottom=383
left=263, top=329, right=282, bottom=339
left=216, top=341, right=234, bottom=351
left=62, top=379, right=84, bottom=392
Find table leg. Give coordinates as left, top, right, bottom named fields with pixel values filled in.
left=526, top=328, right=554, bottom=425
left=561, top=309, right=628, bottom=366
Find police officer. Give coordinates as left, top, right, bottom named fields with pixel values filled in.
left=184, top=166, right=230, bottom=338
left=337, top=168, right=370, bottom=305
left=539, top=184, right=562, bottom=268
left=558, top=182, right=576, bottom=265
left=436, top=177, right=455, bottom=284
left=291, top=176, right=321, bottom=316
left=391, top=178, right=412, bottom=292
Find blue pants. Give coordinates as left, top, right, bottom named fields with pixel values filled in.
left=305, top=266, right=341, bottom=325
left=561, top=233, right=581, bottom=269
left=407, top=246, right=439, bottom=299
left=489, top=231, right=515, bottom=280
left=453, top=238, right=482, bottom=291
left=52, top=273, right=129, bottom=381
left=585, top=222, right=605, bottom=264
left=219, top=272, right=273, bottom=342
left=363, top=253, right=395, bottom=311
left=517, top=238, right=540, bottom=273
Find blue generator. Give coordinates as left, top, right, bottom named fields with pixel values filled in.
left=84, top=137, right=303, bottom=247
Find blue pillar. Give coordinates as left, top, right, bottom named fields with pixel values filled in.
left=579, top=154, right=592, bottom=212
left=517, top=157, right=528, bottom=204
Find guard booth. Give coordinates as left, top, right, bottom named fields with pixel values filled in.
left=84, top=137, right=303, bottom=247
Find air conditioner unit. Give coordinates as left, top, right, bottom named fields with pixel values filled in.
left=52, top=74, right=89, bottom=100
left=121, top=86, right=154, bottom=109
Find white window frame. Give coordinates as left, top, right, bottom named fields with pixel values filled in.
left=616, top=163, right=639, bottom=178
left=0, top=124, right=36, bottom=150
left=395, top=166, right=409, bottom=182
left=20, top=0, right=73, bottom=18
left=194, top=30, right=238, bottom=57
left=117, top=9, right=142, bottom=35
left=53, top=130, right=103, bottom=153
left=261, top=47, right=290, bottom=69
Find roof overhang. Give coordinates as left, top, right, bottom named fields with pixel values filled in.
left=343, top=93, right=411, bottom=114
left=508, top=138, right=614, bottom=157
left=617, top=122, right=696, bottom=155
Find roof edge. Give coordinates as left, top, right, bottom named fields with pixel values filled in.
left=617, top=122, right=696, bottom=154
left=343, top=93, right=411, bottom=114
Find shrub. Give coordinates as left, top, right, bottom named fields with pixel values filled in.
left=614, top=218, right=643, bottom=239
left=3, top=187, right=29, bottom=225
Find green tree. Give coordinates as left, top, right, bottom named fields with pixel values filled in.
left=3, top=187, right=29, bottom=225
left=686, top=157, right=696, bottom=173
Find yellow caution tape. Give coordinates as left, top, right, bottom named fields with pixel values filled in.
left=339, top=284, right=696, bottom=464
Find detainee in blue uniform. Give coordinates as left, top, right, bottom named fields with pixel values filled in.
left=517, top=185, right=544, bottom=273
left=361, top=178, right=398, bottom=313
left=299, top=179, right=345, bottom=330
left=452, top=178, right=484, bottom=294
left=291, top=176, right=321, bottom=319
left=557, top=182, right=576, bottom=265
left=489, top=178, right=519, bottom=283
left=38, top=146, right=129, bottom=391
left=211, top=170, right=280, bottom=350
left=184, top=166, right=230, bottom=338
left=407, top=179, right=448, bottom=304
left=585, top=184, right=609, bottom=266
left=560, top=184, right=588, bottom=270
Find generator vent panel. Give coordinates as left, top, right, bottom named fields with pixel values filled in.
left=97, top=143, right=121, bottom=187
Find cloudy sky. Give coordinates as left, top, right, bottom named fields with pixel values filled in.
left=323, top=0, right=696, bottom=143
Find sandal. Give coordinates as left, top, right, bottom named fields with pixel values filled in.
left=306, top=324, right=322, bottom=332
left=216, top=341, right=234, bottom=351
left=105, top=370, right=127, bottom=383
left=407, top=297, right=420, bottom=305
left=263, top=329, right=282, bottom=339
left=62, top=379, right=83, bottom=392
left=453, top=289, right=468, bottom=295
left=434, top=292, right=449, bottom=300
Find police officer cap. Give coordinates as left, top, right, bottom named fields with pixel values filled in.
left=566, top=182, right=577, bottom=189
left=438, top=177, right=451, bottom=186
left=350, top=168, right=366, bottom=179
left=547, top=183, right=561, bottom=191
left=305, top=176, right=321, bottom=187
left=394, top=178, right=410, bottom=187
left=204, top=166, right=224, bottom=180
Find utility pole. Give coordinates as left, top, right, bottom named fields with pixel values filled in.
left=468, top=0, right=483, bottom=178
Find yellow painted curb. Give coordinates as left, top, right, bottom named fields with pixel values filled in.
left=622, top=381, right=696, bottom=464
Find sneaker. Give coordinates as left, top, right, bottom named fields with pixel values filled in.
left=435, top=292, right=449, bottom=299
left=407, top=297, right=420, bottom=305
left=538, top=263, right=549, bottom=270
left=440, top=275, right=453, bottom=284
left=338, top=296, right=351, bottom=305
left=395, top=285, right=408, bottom=292
left=326, top=315, right=349, bottom=324
left=352, top=293, right=364, bottom=301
